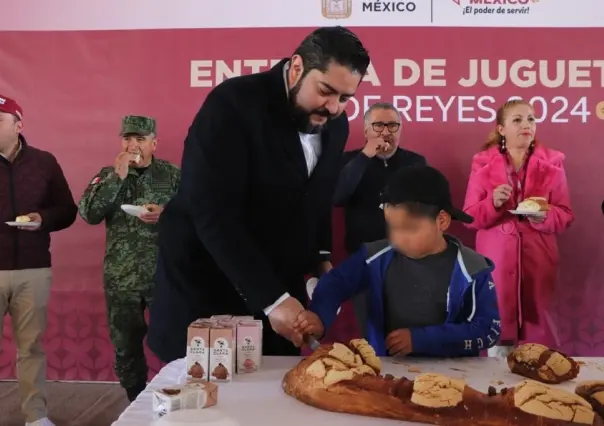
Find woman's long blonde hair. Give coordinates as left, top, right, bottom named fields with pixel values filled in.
left=482, top=99, right=538, bottom=152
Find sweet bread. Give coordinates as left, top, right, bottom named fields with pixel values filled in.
left=15, top=215, right=31, bottom=223
left=507, top=343, right=580, bottom=384
left=576, top=381, right=604, bottom=420
left=518, top=196, right=550, bottom=212
left=283, top=339, right=600, bottom=425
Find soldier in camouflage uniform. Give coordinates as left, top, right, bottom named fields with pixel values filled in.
left=78, top=116, right=180, bottom=401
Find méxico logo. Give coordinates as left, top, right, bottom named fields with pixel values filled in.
left=452, top=0, right=540, bottom=16
left=322, top=0, right=418, bottom=19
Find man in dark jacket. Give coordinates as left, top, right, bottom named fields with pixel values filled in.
left=0, top=94, right=77, bottom=426
left=148, top=26, right=370, bottom=361
left=334, top=102, right=426, bottom=254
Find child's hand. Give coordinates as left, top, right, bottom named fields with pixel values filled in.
left=386, top=328, right=413, bottom=356
left=293, top=310, right=324, bottom=338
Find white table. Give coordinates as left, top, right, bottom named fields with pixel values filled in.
left=112, top=356, right=604, bottom=426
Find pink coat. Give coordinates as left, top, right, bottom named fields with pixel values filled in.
left=462, top=145, right=573, bottom=346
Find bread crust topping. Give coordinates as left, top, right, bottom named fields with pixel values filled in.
left=283, top=339, right=599, bottom=426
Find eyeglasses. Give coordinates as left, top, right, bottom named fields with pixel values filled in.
left=371, top=121, right=400, bottom=133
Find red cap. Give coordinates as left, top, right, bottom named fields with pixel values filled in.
left=0, top=95, right=23, bottom=120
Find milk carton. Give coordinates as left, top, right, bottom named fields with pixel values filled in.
left=236, top=319, right=263, bottom=374
left=209, top=324, right=236, bottom=382
left=185, top=320, right=212, bottom=381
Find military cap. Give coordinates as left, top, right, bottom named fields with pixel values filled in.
left=120, top=115, right=156, bottom=136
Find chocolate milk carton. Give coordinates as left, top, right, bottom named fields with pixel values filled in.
left=210, top=315, right=232, bottom=320
left=236, top=320, right=263, bottom=374
left=186, top=320, right=211, bottom=381
left=209, top=324, right=235, bottom=382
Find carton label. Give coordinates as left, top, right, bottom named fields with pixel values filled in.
left=186, top=322, right=210, bottom=381
left=186, top=336, right=208, bottom=380
left=236, top=320, right=263, bottom=374
left=210, top=329, right=234, bottom=381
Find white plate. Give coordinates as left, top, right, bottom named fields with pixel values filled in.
left=121, top=204, right=147, bottom=217
left=153, top=408, right=239, bottom=426
left=5, top=221, right=41, bottom=228
left=508, top=210, right=545, bottom=216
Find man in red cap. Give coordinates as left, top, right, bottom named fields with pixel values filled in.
left=0, top=94, right=77, bottom=426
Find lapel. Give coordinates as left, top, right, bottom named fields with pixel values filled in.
left=308, top=127, right=335, bottom=184
left=477, top=150, right=508, bottom=189
left=266, top=58, right=309, bottom=182
left=523, top=147, right=560, bottom=198
left=477, top=146, right=561, bottom=201
left=284, top=133, right=309, bottom=181
left=309, top=118, right=347, bottom=190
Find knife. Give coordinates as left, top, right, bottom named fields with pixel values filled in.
left=303, top=334, right=321, bottom=351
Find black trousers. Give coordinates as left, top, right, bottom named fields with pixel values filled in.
left=148, top=263, right=304, bottom=362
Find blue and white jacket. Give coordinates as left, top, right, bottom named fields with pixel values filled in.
left=309, top=236, right=501, bottom=357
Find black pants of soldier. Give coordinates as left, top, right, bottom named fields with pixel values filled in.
left=105, top=286, right=153, bottom=402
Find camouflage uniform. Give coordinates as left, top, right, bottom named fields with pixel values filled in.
left=78, top=116, right=180, bottom=393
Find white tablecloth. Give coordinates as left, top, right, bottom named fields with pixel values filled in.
left=112, top=356, right=604, bottom=426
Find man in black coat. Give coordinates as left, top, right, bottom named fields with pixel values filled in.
left=148, top=26, right=370, bottom=361
left=333, top=102, right=426, bottom=255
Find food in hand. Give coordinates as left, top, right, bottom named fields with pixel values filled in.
left=507, top=343, right=580, bottom=384
left=517, top=196, right=550, bottom=212
left=15, top=215, right=31, bottom=223
left=283, top=339, right=598, bottom=425
left=127, top=152, right=141, bottom=164
left=576, top=381, right=604, bottom=420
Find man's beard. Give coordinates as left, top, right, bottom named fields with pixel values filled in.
left=288, top=81, right=335, bottom=134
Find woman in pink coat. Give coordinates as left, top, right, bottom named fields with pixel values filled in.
left=462, top=99, right=573, bottom=356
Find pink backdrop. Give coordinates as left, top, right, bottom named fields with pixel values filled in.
left=0, top=27, right=603, bottom=381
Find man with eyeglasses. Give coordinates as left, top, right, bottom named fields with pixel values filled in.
left=333, top=102, right=426, bottom=255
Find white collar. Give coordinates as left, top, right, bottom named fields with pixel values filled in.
left=282, top=61, right=291, bottom=99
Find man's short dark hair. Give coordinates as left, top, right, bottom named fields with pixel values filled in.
left=293, top=26, right=370, bottom=76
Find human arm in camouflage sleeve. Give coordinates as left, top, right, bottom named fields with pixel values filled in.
left=78, top=168, right=126, bottom=225
left=171, top=164, right=181, bottom=194
left=139, top=163, right=181, bottom=224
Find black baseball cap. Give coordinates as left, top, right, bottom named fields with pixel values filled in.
left=380, top=165, right=474, bottom=224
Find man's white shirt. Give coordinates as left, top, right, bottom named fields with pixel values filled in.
left=263, top=63, right=329, bottom=316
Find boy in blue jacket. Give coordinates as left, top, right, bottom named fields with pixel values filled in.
left=294, top=165, right=501, bottom=357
